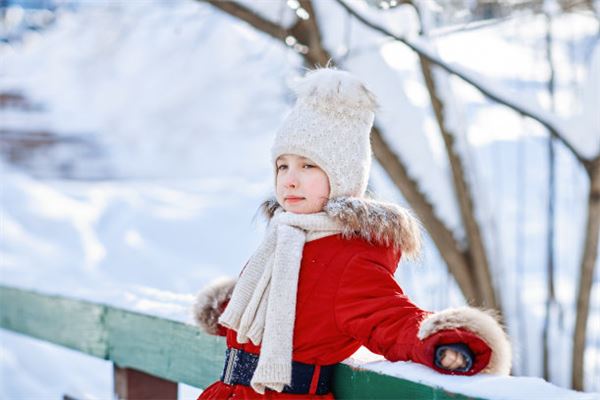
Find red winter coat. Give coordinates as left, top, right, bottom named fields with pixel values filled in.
left=198, top=232, right=493, bottom=400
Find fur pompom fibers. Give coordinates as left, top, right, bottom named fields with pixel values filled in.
left=417, top=307, right=512, bottom=375
left=193, top=277, right=236, bottom=335
left=290, top=67, right=379, bottom=115
left=260, top=196, right=422, bottom=258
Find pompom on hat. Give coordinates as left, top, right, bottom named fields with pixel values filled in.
left=271, top=67, right=378, bottom=199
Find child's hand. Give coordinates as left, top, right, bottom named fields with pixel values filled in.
left=433, top=343, right=475, bottom=373
left=439, top=348, right=467, bottom=370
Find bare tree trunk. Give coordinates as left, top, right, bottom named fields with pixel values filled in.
left=370, top=130, right=479, bottom=302
left=418, top=56, right=499, bottom=311
left=516, top=130, right=529, bottom=376
left=572, top=157, right=600, bottom=390
left=542, top=11, right=557, bottom=382
left=408, top=0, right=499, bottom=311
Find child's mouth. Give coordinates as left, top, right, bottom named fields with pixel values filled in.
left=286, top=197, right=304, bottom=203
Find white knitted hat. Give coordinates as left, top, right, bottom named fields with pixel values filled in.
left=271, top=67, right=378, bottom=199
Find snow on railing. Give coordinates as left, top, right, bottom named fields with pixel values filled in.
left=0, top=285, right=595, bottom=400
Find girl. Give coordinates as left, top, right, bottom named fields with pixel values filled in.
left=194, top=68, right=511, bottom=399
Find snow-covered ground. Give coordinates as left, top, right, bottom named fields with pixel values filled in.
left=1, top=1, right=599, bottom=399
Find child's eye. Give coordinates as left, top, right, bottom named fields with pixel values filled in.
left=277, top=164, right=287, bottom=171
left=303, top=164, right=315, bottom=169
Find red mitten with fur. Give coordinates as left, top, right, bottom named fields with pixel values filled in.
left=193, top=277, right=236, bottom=336
left=417, top=307, right=512, bottom=375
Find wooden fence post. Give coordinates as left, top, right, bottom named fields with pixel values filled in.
left=114, top=365, right=178, bottom=400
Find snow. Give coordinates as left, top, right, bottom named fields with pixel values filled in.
left=404, top=13, right=598, bottom=159
left=0, top=165, right=268, bottom=315
left=1, top=0, right=599, bottom=399
left=347, top=349, right=599, bottom=400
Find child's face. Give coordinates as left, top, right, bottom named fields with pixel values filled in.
left=275, top=154, right=330, bottom=214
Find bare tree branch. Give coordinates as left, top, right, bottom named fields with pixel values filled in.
left=203, top=1, right=289, bottom=42
left=292, top=0, right=330, bottom=65
left=334, top=0, right=593, bottom=171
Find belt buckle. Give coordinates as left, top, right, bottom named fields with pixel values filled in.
left=223, top=348, right=238, bottom=385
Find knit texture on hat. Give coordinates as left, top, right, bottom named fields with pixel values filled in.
left=271, top=68, right=378, bottom=198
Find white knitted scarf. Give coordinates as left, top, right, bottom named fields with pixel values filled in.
left=217, top=208, right=343, bottom=394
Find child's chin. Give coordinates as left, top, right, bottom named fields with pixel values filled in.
left=284, top=203, right=320, bottom=214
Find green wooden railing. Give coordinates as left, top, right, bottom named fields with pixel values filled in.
left=2, top=284, right=572, bottom=400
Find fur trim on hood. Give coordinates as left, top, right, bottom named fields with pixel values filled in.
left=193, top=277, right=236, bottom=336
left=418, top=307, right=512, bottom=375
left=260, top=196, right=422, bottom=259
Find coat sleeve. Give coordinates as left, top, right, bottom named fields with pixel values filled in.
left=333, top=251, right=428, bottom=362
left=193, top=277, right=236, bottom=336
left=333, top=251, right=509, bottom=375
left=193, top=260, right=250, bottom=337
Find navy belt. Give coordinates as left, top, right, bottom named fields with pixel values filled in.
left=220, top=348, right=334, bottom=395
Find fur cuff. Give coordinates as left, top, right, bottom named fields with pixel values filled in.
left=417, top=307, right=512, bottom=375
left=193, top=277, right=236, bottom=335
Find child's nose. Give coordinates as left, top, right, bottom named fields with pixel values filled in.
left=285, top=177, right=297, bottom=188
left=284, top=170, right=299, bottom=188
